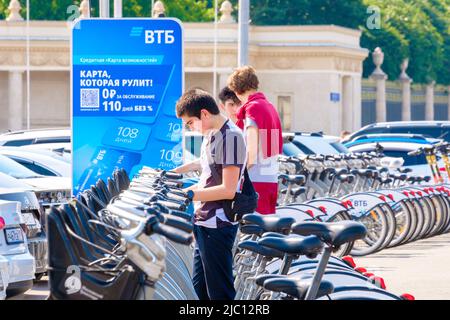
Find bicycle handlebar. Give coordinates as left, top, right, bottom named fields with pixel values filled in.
left=148, top=222, right=193, bottom=245
left=160, top=214, right=194, bottom=233
left=162, top=170, right=183, bottom=180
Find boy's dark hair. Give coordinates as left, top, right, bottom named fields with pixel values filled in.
left=218, top=86, right=241, bottom=105
left=176, top=89, right=220, bottom=118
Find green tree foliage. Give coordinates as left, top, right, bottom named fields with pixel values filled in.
left=0, top=0, right=82, bottom=20
left=0, top=0, right=213, bottom=21
left=235, top=0, right=450, bottom=84
left=0, top=0, right=448, bottom=84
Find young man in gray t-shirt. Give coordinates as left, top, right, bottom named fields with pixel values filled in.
left=173, top=89, right=246, bottom=300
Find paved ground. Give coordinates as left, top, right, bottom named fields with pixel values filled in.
left=8, top=277, right=49, bottom=300
left=356, top=232, right=450, bottom=300
left=7, top=232, right=450, bottom=300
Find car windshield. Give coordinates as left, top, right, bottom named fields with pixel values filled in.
left=351, top=126, right=449, bottom=142
left=283, top=142, right=303, bottom=156
left=330, top=142, right=349, bottom=153
left=382, top=150, right=429, bottom=166
left=291, top=140, right=315, bottom=155
left=0, top=154, right=43, bottom=179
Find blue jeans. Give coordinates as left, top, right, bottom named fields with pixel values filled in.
left=192, top=224, right=238, bottom=300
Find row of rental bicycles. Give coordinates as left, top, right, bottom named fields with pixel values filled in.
left=276, top=149, right=450, bottom=256
left=48, top=164, right=417, bottom=300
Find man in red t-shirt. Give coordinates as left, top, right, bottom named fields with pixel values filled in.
left=228, top=66, right=283, bottom=215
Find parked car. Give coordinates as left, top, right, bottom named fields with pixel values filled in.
left=342, top=121, right=450, bottom=144
left=0, top=199, right=36, bottom=297
left=345, top=134, right=443, bottom=177
left=287, top=132, right=349, bottom=155
left=0, top=254, right=8, bottom=300
left=0, top=128, right=70, bottom=147
left=0, top=154, right=71, bottom=206
left=21, top=143, right=71, bottom=163
left=0, top=147, right=70, bottom=177
left=0, top=172, right=62, bottom=281
left=184, top=130, right=348, bottom=160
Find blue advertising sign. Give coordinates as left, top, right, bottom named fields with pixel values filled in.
left=72, top=19, right=183, bottom=196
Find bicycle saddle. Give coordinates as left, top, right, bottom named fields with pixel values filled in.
left=263, top=277, right=334, bottom=300
left=278, top=175, right=306, bottom=185
left=291, top=221, right=367, bottom=248
left=391, top=173, right=408, bottom=181
left=240, top=224, right=265, bottom=237
left=380, top=178, right=393, bottom=185
left=336, top=174, right=355, bottom=184
left=255, top=274, right=287, bottom=287
left=237, top=240, right=284, bottom=258
left=242, top=214, right=296, bottom=234
left=334, top=168, right=348, bottom=176
left=423, top=176, right=432, bottom=182
left=257, top=235, right=323, bottom=256
left=398, top=167, right=413, bottom=174
left=280, top=187, right=307, bottom=197
left=291, top=187, right=307, bottom=197
left=260, top=232, right=287, bottom=238
left=351, top=169, right=373, bottom=178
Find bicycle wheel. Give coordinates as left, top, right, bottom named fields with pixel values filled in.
left=419, top=196, right=436, bottom=238
left=387, top=200, right=413, bottom=247
left=428, top=194, right=448, bottom=237
left=350, top=206, right=389, bottom=256
left=375, top=203, right=397, bottom=251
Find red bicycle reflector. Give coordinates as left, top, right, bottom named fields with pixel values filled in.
left=378, top=195, right=386, bottom=202
left=429, top=187, right=434, bottom=192
left=363, top=272, right=374, bottom=278
left=318, top=206, right=327, bottom=213
left=346, top=200, right=353, bottom=207
left=341, top=201, right=348, bottom=209
left=305, top=210, right=314, bottom=218
left=417, top=191, right=422, bottom=196
left=342, top=256, right=356, bottom=268
left=402, top=191, right=409, bottom=197
left=400, top=293, right=415, bottom=300
left=410, top=191, right=416, bottom=196
left=387, top=194, right=394, bottom=201
left=370, top=276, right=386, bottom=289
left=355, top=267, right=367, bottom=273
left=0, top=217, right=5, bottom=230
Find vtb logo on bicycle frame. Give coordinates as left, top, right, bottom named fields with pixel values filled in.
left=351, top=200, right=368, bottom=208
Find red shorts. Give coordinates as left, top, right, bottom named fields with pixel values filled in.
left=253, top=182, right=278, bottom=215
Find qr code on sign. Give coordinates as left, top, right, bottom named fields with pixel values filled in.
left=80, top=89, right=99, bottom=109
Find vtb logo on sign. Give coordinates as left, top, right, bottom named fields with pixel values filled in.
left=145, top=30, right=175, bottom=44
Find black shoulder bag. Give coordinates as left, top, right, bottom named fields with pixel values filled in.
left=222, top=168, right=259, bottom=222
